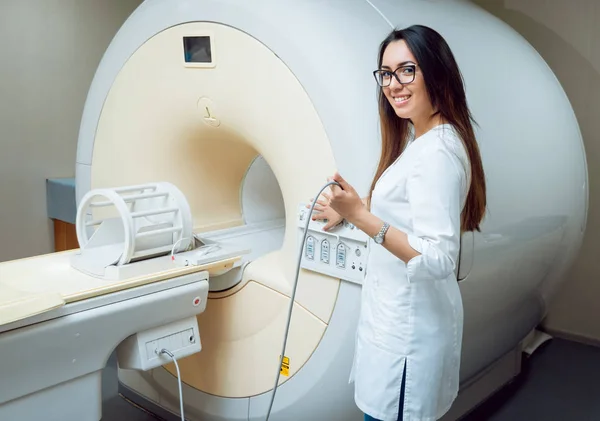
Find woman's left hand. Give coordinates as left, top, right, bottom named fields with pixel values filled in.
left=328, top=172, right=365, bottom=222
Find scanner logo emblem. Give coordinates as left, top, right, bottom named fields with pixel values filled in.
left=197, top=97, right=220, bottom=127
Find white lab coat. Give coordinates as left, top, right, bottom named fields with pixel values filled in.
left=350, top=124, right=469, bottom=421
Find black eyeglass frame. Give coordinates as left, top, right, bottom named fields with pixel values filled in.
left=372, top=64, right=417, bottom=87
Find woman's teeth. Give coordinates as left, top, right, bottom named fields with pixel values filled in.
left=394, top=95, right=411, bottom=103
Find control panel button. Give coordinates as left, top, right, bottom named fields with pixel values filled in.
left=321, top=239, right=330, bottom=264
left=336, top=243, right=346, bottom=268
left=305, top=236, right=315, bottom=260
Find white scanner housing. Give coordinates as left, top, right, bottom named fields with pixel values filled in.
left=6, top=0, right=583, bottom=420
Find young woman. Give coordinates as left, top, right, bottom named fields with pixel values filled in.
left=310, top=25, right=486, bottom=421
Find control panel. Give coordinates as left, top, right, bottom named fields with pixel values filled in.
left=297, top=203, right=370, bottom=284
left=116, top=316, right=202, bottom=371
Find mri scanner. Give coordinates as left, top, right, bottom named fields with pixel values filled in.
left=0, top=0, right=589, bottom=420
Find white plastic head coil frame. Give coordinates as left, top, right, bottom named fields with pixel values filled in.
left=75, top=182, right=194, bottom=265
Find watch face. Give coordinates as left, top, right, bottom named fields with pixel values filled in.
left=374, top=236, right=383, bottom=244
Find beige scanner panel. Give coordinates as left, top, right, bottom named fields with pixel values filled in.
left=164, top=281, right=327, bottom=397
left=90, top=23, right=340, bottom=397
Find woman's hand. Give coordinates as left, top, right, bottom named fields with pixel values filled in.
left=328, top=172, right=365, bottom=223
left=307, top=191, right=343, bottom=231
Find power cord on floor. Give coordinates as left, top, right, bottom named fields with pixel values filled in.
left=264, top=180, right=341, bottom=421
left=157, top=348, right=185, bottom=421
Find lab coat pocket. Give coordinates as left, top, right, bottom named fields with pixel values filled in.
left=354, top=335, right=406, bottom=419
left=372, top=269, right=411, bottom=350
left=406, top=254, right=435, bottom=284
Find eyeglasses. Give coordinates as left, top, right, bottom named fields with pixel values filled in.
left=373, top=65, right=416, bottom=87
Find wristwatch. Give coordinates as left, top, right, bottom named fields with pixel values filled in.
left=373, top=222, right=390, bottom=245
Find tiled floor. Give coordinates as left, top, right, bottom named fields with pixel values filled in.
left=101, top=338, right=600, bottom=420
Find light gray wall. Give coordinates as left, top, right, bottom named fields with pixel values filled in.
left=0, top=0, right=143, bottom=262
left=472, top=0, right=600, bottom=342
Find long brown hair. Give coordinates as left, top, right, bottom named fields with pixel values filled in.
left=368, top=25, right=486, bottom=232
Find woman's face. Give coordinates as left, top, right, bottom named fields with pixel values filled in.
left=380, top=40, right=434, bottom=122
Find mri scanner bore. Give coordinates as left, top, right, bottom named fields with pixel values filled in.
left=0, top=1, right=588, bottom=421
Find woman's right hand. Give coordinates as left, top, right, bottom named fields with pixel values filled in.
left=307, top=191, right=344, bottom=231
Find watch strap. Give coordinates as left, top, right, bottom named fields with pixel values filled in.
left=374, top=222, right=390, bottom=244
